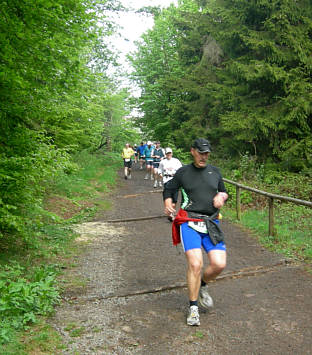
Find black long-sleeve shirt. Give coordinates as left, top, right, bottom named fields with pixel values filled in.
left=163, top=163, right=227, bottom=216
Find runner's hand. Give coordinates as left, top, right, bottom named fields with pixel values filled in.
left=213, top=192, right=228, bottom=209
left=164, top=199, right=176, bottom=216
left=164, top=206, right=176, bottom=215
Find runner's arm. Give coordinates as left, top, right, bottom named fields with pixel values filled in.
left=213, top=170, right=228, bottom=208
left=158, top=161, right=164, bottom=177
left=163, top=171, right=182, bottom=215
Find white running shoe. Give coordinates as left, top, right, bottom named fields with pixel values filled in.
left=150, top=175, right=154, bottom=180
left=158, top=181, right=162, bottom=187
left=153, top=181, right=158, bottom=188
left=144, top=174, right=149, bottom=180
left=187, top=305, right=200, bottom=326
left=198, top=285, right=214, bottom=309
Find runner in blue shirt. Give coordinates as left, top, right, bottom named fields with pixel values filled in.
left=142, top=141, right=154, bottom=180
left=137, top=142, right=146, bottom=170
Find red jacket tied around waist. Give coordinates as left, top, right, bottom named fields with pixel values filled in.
left=171, top=209, right=203, bottom=246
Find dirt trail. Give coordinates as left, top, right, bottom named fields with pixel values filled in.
left=51, top=165, right=312, bottom=354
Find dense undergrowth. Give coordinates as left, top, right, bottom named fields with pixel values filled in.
left=0, top=151, right=122, bottom=353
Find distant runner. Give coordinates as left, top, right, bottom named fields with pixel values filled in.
left=143, top=141, right=154, bottom=180
left=152, top=141, right=165, bottom=188
left=163, top=138, right=228, bottom=326
left=158, top=147, right=182, bottom=216
left=121, top=143, right=135, bottom=180
left=133, top=144, right=138, bottom=164
left=137, top=142, right=146, bottom=170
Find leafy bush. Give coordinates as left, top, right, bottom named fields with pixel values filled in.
left=0, top=263, right=60, bottom=344
left=174, top=148, right=192, bottom=165
left=224, top=183, right=253, bottom=207
left=0, top=141, right=72, bottom=241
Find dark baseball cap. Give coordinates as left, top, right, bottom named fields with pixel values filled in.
left=191, top=138, right=211, bottom=153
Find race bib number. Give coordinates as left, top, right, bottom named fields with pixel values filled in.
left=188, top=221, right=208, bottom=233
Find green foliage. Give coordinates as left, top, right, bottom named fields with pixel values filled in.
left=0, top=137, right=72, bottom=239
left=130, top=0, right=312, bottom=172
left=129, top=4, right=186, bottom=141
left=101, top=90, right=142, bottom=153
left=224, top=183, right=253, bottom=207
left=0, top=0, right=118, bottom=148
left=0, top=0, right=133, bottom=246
left=0, top=263, right=60, bottom=344
left=52, top=150, right=122, bottom=201
left=174, top=148, right=193, bottom=165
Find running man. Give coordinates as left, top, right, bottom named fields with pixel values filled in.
left=121, top=143, right=135, bottom=180
left=152, top=141, right=165, bottom=188
left=137, top=142, right=146, bottom=170
left=158, top=147, right=182, bottom=216
left=142, top=141, right=154, bottom=180
left=163, top=138, right=228, bottom=326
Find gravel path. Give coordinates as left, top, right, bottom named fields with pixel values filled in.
left=50, top=165, right=312, bottom=354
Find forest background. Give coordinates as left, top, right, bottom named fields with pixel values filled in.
left=0, top=0, right=311, bottom=351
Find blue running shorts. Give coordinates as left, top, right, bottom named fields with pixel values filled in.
left=180, top=221, right=226, bottom=253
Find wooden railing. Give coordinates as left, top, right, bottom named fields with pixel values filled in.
left=223, top=178, right=312, bottom=236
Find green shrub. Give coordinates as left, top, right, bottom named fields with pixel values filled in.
left=224, top=183, right=253, bottom=206
left=0, top=143, right=72, bottom=241
left=0, top=263, right=60, bottom=344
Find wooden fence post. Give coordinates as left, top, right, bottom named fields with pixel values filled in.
left=236, top=186, right=241, bottom=220
left=269, top=197, right=275, bottom=236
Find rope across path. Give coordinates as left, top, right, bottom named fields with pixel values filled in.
left=116, top=190, right=162, bottom=198
left=106, top=215, right=167, bottom=223
left=63, top=259, right=297, bottom=303
left=107, top=191, right=166, bottom=222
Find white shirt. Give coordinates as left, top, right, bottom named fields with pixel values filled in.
left=158, top=157, right=182, bottom=184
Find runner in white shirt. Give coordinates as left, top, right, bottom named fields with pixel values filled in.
left=158, top=147, right=182, bottom=219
